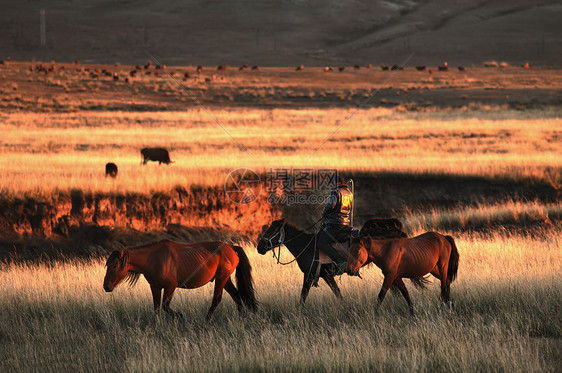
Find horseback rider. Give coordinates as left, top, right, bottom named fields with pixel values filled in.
left=317, top=175, right=353, bottom=275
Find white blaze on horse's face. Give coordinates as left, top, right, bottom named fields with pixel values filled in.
left=257, top=220, right=285, bottom=255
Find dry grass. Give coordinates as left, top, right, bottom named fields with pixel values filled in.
left=0, top=228, right=560, bottom=372
left=1, top=107, right=561, bottom=197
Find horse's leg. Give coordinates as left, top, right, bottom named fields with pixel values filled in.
left=300, top=269, right=315, bottom=304
left=394, top=278, right=414, bottom=316
left=162, top=285, right=179, bottom=317
left=438, top=262, right=450, bottom=304
left=223, top=277, right=244, bottom=316
left=150, top=283, right=163, bottom=316
left=206, top=276, right=229, bottom=321
left=322, top=271, right=342, bottom=299
left=377, top=275, right=396, bottom=309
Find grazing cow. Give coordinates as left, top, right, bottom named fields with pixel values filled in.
left=251, top=65, right=259, bottom=70
left=105, top=163, right=118, bottom=178
left=339, top=67, right=345, bottom=72
left=354, top=64, right=360, bottom=70
left=416, top=66, right=426, bottom=71
left=428, top=69, right=434, bottom=74
left=140, top=147, right=173, bottom=165
left=144, top=61, right=152, bottom=69
left=296, top=65, right=304, bottom=71
left=184, top=72, right=191, bottom=79
left=217, top=65, right=226, bottom=71
left=365, top=64, right=372, bottom=69
left=391, top=64, right=403, bottom=70
left=457, top=66, right=465, bottom=72
left=381, top=65, right=389, bottom=71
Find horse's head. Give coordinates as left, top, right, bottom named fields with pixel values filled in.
left=257, top=218, right=286, bottom=255
left=347, top=235, right=369, bottom=275
left=103, top=249, right=130, bottom=292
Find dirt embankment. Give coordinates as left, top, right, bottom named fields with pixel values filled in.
left=1, top=173, right=559, bottom=261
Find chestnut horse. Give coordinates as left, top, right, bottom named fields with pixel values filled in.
left=103, top=240, right=257, bottom=320
left=347, top=232, right=459, bottom=315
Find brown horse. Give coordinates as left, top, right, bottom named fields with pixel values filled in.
left=347, top=232, right=459, bottom=314
left=103, top=240, right=257, bottom=320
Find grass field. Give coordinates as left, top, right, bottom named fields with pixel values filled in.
left=1, top=61, right=561, bottom=371
left=1, top=107, right=561, bottom=196
left=0, top=227, right=560, bottom=372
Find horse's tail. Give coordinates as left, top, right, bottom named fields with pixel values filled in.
left=232, top=245, right=258, bottom=312
left=390, top=277, right=431, bottom=294
left=409, top=276, right=431, bottom=289
left=445, top=236, right=459, bottom=283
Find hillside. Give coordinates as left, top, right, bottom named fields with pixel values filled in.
left=1, top=0, right=561, bottom=66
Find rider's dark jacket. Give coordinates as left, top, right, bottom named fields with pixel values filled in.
left=322, top=185, right=353, bottom=226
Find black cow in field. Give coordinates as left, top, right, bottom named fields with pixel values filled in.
left=105, top=162, right=118, bottom=177
left=140, top=147, right=173, bottom=165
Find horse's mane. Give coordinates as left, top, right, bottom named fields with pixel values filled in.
left=105, top=249, right=141, bottom=288
left=282, top=221, right=315, bottom=236
left=105, top=250, right=121, bottom=267
left=125, top=271, right=141, bottom=288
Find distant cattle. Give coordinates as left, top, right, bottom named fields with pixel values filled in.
left=129, top=70, right=138, bottom=77
left=251, top=65, right=259, bottom=70
left=105, top=163, right=118, bottom=178
left=217, top=65, right=227, bottom=71
left=380, top=65, right=389, bottom=71
left=339, top=67, right=345, bottom=72
left=296, top=65, right=304, bottom=71
left=365, top=64, right=372, bottom=69
left=141, top=147, right=173, bottom=165
left=457, top=66, right=465, bottom=72
left=416, top=66, right=426, bottom=71
left=353, top=64, right=360, bottom=70
left=144, top=61, right=152, bottom=69
left=391, top=64, right=403, bottom=70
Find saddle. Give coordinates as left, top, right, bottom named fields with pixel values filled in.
left=318, top=226, right=359, bottom=265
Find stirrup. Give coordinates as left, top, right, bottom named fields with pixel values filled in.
left=335, top=261, right=347, bottom=275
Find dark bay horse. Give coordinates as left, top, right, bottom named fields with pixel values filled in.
left=103, top=240, right=257, bottom=320
left=347, top=232, right=459, bottom=314
left=257, top=218, right=407, bottom=303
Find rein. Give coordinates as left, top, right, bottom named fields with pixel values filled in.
left=263, top=218, right=323, bottom=266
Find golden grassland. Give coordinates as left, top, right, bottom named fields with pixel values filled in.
left=0, top=228, right=560, bottom=372
left=1, top=106, right=561, bottom=197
